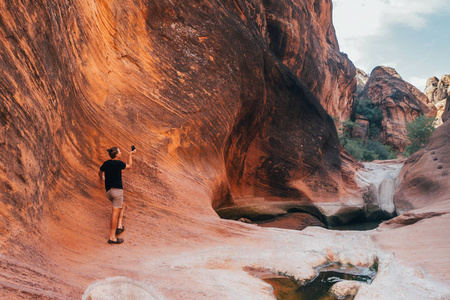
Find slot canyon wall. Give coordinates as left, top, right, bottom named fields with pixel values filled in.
left=1, top=0, right=361, bottom=244
left=1, top=0, right=357, bottom=272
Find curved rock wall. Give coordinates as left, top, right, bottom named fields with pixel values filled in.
left=0, top=0, right=360, bottom=249
left=361, top=66, right=436, bottom=152
left=394, top=115, right=450, bottom=213
left=444, top=96, right=450, bottom=123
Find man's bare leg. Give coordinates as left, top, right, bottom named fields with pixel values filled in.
left=117, top=203, right=125, bottom=230
left=110, top=207, right=121, bottom=241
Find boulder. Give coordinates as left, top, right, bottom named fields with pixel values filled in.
left=329, top=280, right=362, bottom=298
left=361, top=66, right=437, bottom=152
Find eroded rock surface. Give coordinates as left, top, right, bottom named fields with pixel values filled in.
left=444, top=96, right=450, bottom=122
left=351, top=114, right=370, bottom=139
left=355, top=68, right=369, bottom=96
left=361, top=66, right=436, bottom=152
left=425, top=75, right=450, bottom=104
left=262, top=0, right=357, bottom=121
left=394, top=116, right=450, bottom=212
left=426, top=75, right=450, bottom=126
left=375, top=200, right=450, bottom=285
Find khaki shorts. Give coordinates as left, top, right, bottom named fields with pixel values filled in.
left=106, top=188, right=124, bottom=208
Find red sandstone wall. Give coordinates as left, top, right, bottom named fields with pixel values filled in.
left=0, top=2, right=360, bottom=296
left=1, top=0, right=357, bottom=239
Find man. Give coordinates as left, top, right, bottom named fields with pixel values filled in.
left=99, top=146, right=136, bottom=244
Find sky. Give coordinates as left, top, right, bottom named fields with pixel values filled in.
left=332, top=0, right=450, bottom=92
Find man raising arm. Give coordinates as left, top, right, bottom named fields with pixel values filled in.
left=99, top=146, right=136, bottom=244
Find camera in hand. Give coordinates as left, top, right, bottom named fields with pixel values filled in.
left=131, top=145, right=136, bottom=151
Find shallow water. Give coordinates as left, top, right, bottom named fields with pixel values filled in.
left=328, top=221, right=383, bottom=231
left=263, top=264, right=376, bottom=300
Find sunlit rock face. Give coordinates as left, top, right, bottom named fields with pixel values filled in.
left=262, top=0, right=357, bottom=122
left=355, top=69, right=369, bottom=97
left=425, top=75, right=450, bottom=104
left=425, top=75, right=450, bottom=126
left=0, top=0, right=358, bottom=249
left=361, top=66, right=437, bottom=152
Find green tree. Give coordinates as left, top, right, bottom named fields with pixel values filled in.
left=354, top=99, right=383, bottom=138
left=339, top=118, right=397, bottom=162
left=355, top=99, right=383, bottom=127
left=403, top=115, right=436, bottom=156
left=365, top=140, right=397, bottom=160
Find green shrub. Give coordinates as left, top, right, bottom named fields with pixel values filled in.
left=355, top=99, right=383, bottom=127
left=341, top=137, right=397, bottom=162
left=403, top=115, right=435, bottom=156
left=341, top=139, right=377, bottom=162
left=338, top=114, right=397, bottom=161
left=369, top=123, right=380, bottom=138
left=343, top=139, right=365, bottom=160
left=365, top=140, right=397, bottom=160
left=339, top=119, right=358, bottom=140
left=362, top=149, right=379, bottom=161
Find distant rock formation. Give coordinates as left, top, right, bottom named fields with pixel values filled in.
left=360, top=66, right=436, bottom=152
left=425, top=74, right=450, bottom=126
left=425, top=75, right=450, bottom=103
left=355, top=68, right=369, bottom=96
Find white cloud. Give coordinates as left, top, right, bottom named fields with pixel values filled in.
left=407, top=76, right=428, bottom=92
left=332, top=0, right=450, bottom=71
left=333, top=0, right=450, bottom=37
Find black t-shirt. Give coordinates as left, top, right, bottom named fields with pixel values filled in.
left=100, top=160, right=127, bottom=191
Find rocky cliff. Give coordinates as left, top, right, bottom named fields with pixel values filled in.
left=361, top=66, right=436, bottom=152
left=355, top=68, right=369, bottom=96
left=425, top=74, right=450, bottom=126
left=261, top=0, right=357, bottom=121
left=0, top=0, right=364, bottom=236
